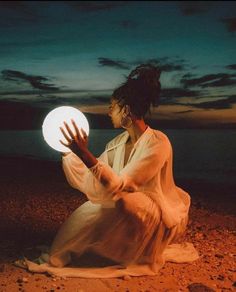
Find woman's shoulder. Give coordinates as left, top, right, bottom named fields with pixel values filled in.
left=148, top=127, right=171, bottom=147
left=148, top=127, right=169, bottom=140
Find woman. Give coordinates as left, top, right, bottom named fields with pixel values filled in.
left=22, top=64, right=198, bottom=277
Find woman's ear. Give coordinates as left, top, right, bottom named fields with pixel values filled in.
left=123, top=105, right=131, bottom=115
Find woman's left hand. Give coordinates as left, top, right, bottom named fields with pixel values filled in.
left=59, top=119, right=88, bottom=156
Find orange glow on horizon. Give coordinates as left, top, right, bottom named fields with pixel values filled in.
left=78, top=104, right=236, bottom=126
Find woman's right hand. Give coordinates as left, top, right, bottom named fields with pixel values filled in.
left=59, top=120, right=89, bottom=157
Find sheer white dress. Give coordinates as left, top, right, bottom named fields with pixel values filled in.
left=25, top=127, right=199, bottom=277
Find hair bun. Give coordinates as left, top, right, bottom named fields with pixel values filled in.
left=112, top=63, right=162, bottom=117
left=127, top=64, right=161, bottom=107
left=127, top=64, right=161, bottom=86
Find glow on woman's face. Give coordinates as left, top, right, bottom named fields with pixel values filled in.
left=108, top=99, right=124, bottom=128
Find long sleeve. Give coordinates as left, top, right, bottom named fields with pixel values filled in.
left=89, top=136, right=190, bottom=228
left=62, top=129, right=188, bottom=227
left=62, top=150, right=111, bottom=204
left=62, top=131, right=170, bottom=205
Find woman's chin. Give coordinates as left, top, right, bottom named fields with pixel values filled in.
left=111, top=121, right=119, bottom=129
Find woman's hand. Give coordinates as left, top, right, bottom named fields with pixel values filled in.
left=60, top=119, right=88, bottom=157
left=60, top=119, right=98, bottom=168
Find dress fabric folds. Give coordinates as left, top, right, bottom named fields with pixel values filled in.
left=25, top=127, right=199, bottom=277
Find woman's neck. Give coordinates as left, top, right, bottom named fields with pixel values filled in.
left=126, top=119, right=148, bottom=145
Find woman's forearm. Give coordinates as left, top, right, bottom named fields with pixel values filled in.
left=76, top=149, right=98, bottom=169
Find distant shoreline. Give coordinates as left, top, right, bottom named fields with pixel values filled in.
left=1, top=117, right=236, bottom=131
left=1, top=100, right=236, bottom=130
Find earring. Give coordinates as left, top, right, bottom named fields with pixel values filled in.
left=120, top=113, right=133, bottom=129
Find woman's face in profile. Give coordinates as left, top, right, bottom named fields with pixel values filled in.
left=108, top=99, right=123, bottom=128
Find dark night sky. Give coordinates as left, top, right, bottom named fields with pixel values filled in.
left=0, top=1, right=236, bottom=129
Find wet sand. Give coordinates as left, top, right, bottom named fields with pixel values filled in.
left=0, top=156, right=235, bottom=292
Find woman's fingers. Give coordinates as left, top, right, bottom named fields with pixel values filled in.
left=63, top=121, right=74, bottom=139
left=71, top=119, right=81, bottom=139
left=59, top=139, right=69, bottom=147
left=60, top=121, right=87, bottom=155
left=60, top=126, right=71, bottom=142
left=81, top=128, right=87, bottom=140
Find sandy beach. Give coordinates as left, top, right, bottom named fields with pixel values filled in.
left=0, top=156, right=235, bottom=292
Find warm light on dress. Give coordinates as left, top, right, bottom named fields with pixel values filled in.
left=42, top=106, right=89, bottom=152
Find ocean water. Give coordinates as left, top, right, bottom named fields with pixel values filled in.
left=1, top=129, right=236, bottom=183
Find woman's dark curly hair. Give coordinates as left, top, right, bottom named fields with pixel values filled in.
left=112, top=64, right=161, bottom=119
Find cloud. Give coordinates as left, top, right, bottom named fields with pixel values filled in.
left=0, top=88, right=112, bottom=99
left=42, top=95, right=111, bottom=106
left=181, top=73, right=236, bottom=88
left=202, top=77, right=236, bottom=88
left=132, top=57, right=187, bottom=72
left=98, top=57, right=187, bottom=72
left=98, top=58, right=130, bottom=69
left=176, top=110, right=194, bottom=114
left=182, top=73, right=196, bottom=79
left=159, top=94, right=236, bottom=110
left=220, top=17, right=236, bottom=33
left=159, top=63, right=185, bottom=72
left=1, top=70, right=59, bottom=91
left=177, top=1, right=213, bottom=16
left=187, top=95, right=236, bottom=110
left=226, top=64, right=236, bottom=70
left=67, top=1, right=126, bottom=13
left=93, top=95, right=111, bottom=103
left=160, top=88, right=199, bottom=102
left=159, top=85, right=236, bottom=110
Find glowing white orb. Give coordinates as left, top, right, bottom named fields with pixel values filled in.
left=42, top=106, right=89, bottom=152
